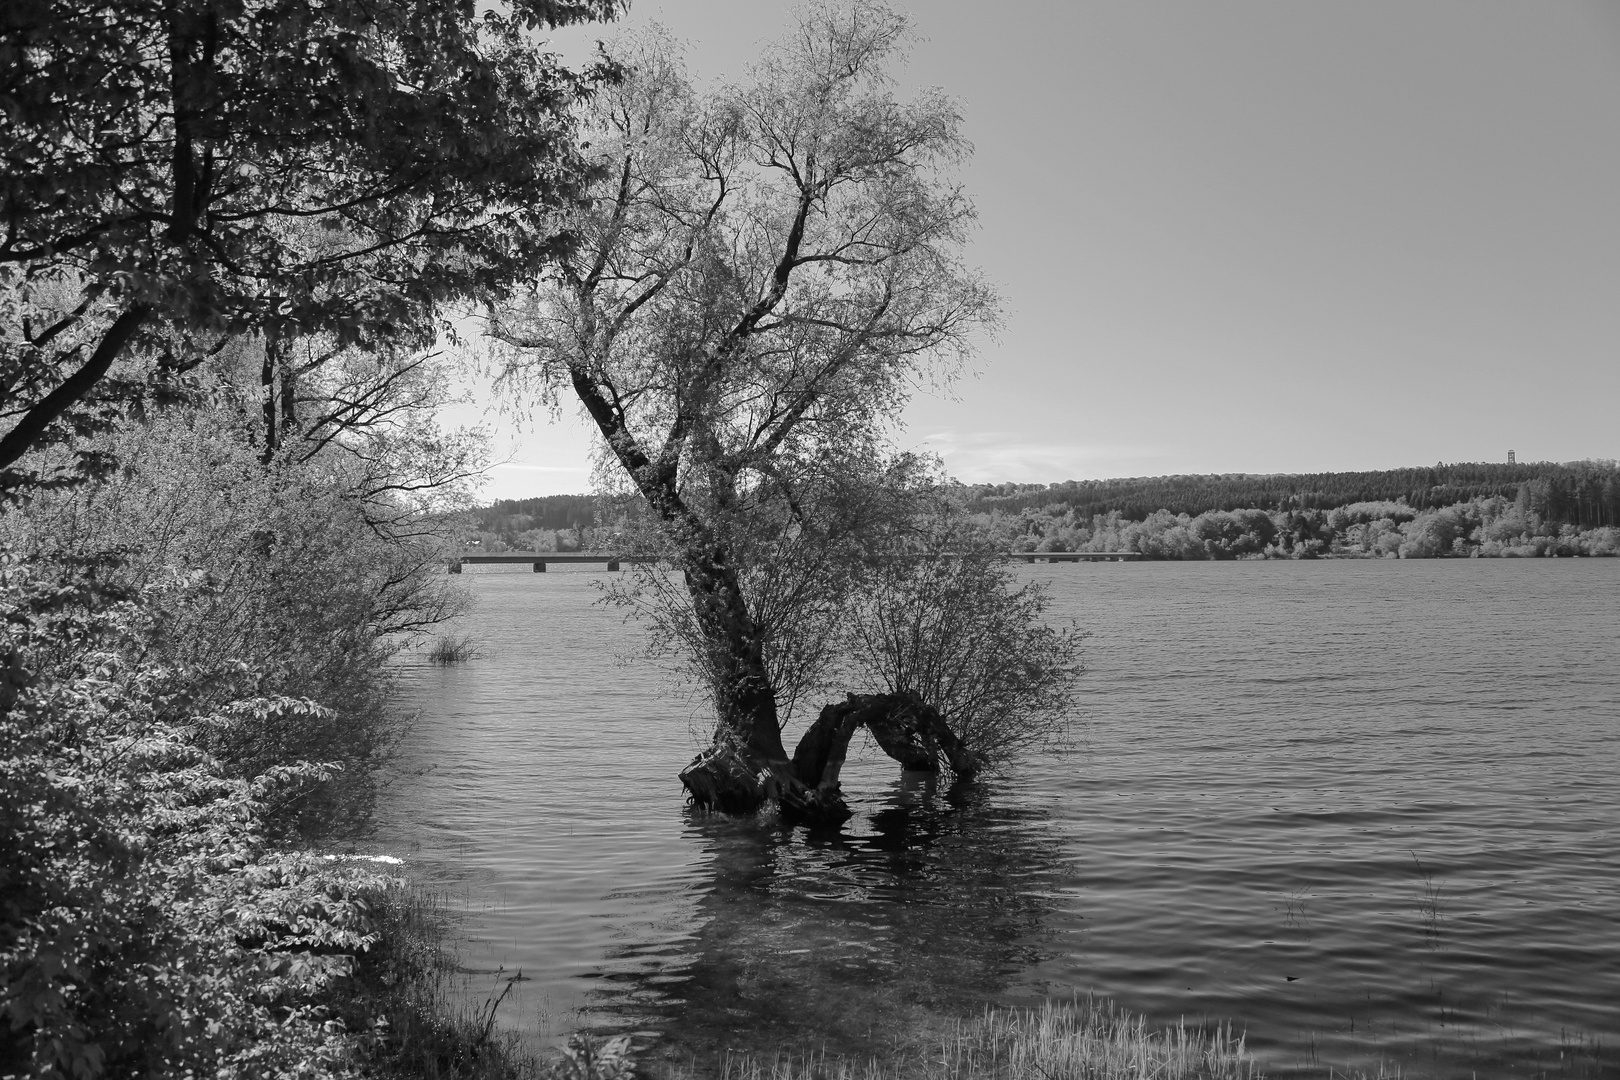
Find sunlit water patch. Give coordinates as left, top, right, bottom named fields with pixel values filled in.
left=374, top=560, right=1620, bottom=1078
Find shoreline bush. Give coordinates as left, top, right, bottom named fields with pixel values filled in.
left=0, top=408, right=471, bottom=838
left=0, top=560, right=387, bottom=1076
left=0, top=558, right=551, bottom=1079
left=0, top=394, right=491, bottom=1073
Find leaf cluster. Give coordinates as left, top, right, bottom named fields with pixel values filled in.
left=0, top=559, right=400, bottom=1078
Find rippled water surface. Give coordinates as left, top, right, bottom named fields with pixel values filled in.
left=374, top=559, right=1620, bottom=1078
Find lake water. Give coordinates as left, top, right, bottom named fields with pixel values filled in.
left=373, top=559, right=1620, bottom=1078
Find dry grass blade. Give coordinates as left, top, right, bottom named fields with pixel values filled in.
left=692, top=997, right=1262, bottom=1080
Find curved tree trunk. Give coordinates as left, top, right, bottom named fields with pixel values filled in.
left=680, top=690, right=980, bottom=826
left=682, top=556, right=785, bottom=761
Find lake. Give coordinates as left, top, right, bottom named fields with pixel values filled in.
left=373, top=559, right=1619, bottom=1078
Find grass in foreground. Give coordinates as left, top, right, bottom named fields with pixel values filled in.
left=683, top=998, right=1263, bottom=1080
left=335, top=887, right=546, bottom=1079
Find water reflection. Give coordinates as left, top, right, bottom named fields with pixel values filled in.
left=378, top=565, right=1620, bottom=1079
left=591, top=773, right=1063, bottom=1060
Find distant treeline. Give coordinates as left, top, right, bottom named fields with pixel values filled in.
left=977, top=497, right=1620, bottom=559
left=475, top=495, right=597, bottom=536
left=963, top=461, right=1620, bottom=530
left=471, top=461, right=1620, bottom=558
left=468, top=494, right=642, bottom=552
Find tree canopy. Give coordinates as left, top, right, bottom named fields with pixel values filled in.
left=489, top=3, right=998, bottom=763
left=0, top=0, right=617, bottom=489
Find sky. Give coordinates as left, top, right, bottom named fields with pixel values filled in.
left=466, top=1, right=1620, bottom=499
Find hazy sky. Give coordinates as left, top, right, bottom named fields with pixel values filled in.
left=471, top=1, right=1620, bottom=499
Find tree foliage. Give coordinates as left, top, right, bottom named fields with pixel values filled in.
left=605, top=454, right=938, bottom=734
left=0, top=0, right=617, bottom=489
left=0, top=399, right=473, bottom=833
left=842, top=526, right=1083, bottom=767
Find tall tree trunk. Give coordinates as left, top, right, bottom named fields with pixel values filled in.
left=278, top=350, right=298, bottom=442
left=259, top=328, right=301, bottom=464
left=260, top=332, right=279, bottom=462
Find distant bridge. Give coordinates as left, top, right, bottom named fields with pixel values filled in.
left=1007, top=551, right=1143, bottom=562
left=448, top=549, right=1141, bottom=573
left=449, top=552, right=650, bottom=573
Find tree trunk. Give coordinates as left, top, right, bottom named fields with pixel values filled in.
left=557, top=369, right=983, bottom=825
left=680, top=690, right=980, bottom=826
left=278, top=352, right=298, bottom=441
left=260, top=333, right=279, bottom=461
left=260, top=329, right=299, bottom=464
left=681, top=556, right=785, bottom=760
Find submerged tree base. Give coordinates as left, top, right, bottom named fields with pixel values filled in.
left=680, top=691, right=980, bottom=826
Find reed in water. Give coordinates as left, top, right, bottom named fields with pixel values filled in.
left=428, top=633, right=482, bottom=664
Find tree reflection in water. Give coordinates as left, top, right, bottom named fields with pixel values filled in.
left=588, top=772, right=1065, bottom=1062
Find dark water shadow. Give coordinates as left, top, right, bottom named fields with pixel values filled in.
left=587, top=772, right=1066, bottom=1062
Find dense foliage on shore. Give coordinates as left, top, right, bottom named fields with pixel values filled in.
left=2, top=0, right=623, bottom=1064
left=0, top=394, right=552, bottom=1076
left=0, top=560, right=389, bottom=1075
left=474, top=496, right=600, bottom=541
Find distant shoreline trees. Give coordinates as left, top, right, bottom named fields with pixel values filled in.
left=480, top=460, right=1620, bottom=560
left=960, top=461, right=1620, bottom=530
left=988, top=499, right=1616, bottom=559
left=953, top=461, right=1620, bottom=559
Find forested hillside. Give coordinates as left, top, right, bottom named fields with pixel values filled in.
left=476, top=495, right=599, bottom=536
left=963, top=461, right=1620, bottom=529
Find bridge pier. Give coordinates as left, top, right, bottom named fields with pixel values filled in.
left=448, top=560, right=462, bottom=574
left=533, top=560, right=546, bottom=572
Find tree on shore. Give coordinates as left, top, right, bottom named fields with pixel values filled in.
left=0, top=0, right=618, bottom=495
left=489, top=5, right=1077, bottom=821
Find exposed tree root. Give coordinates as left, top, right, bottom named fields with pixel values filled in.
left=680, top=691, right=980, bottom=826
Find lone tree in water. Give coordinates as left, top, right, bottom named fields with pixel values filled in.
left=491, top=4, right=1073, bottom=820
